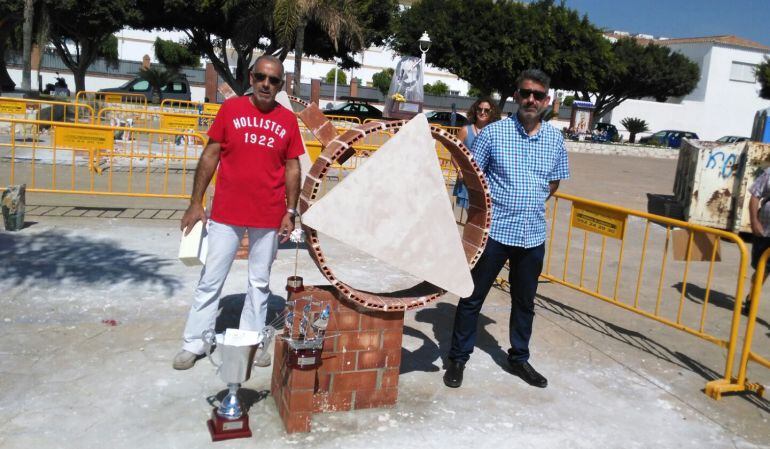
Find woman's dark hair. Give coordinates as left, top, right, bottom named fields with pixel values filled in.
left=467, top=96, right=501, bottom=125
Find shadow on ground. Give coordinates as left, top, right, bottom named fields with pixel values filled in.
left=535, top=291, right=770, bottom=414
left=400, top=302, right=506, bottom=374
left=214, top=293, right=287, bottom=333
left=673, top=281, right=770, bottom=330
left=0, top=230, right=181, bottom=294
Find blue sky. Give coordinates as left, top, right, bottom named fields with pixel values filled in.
left=551, top=0, right=770, bottom=47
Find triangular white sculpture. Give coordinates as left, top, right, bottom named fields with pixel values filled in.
left=275, top=91, right=312, bottom=185
left=302, top=114, right=473, bottom=297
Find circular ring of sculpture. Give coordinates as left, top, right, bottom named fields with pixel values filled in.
left=299, top=120, right=491, bottom=311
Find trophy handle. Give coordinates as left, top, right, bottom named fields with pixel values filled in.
left=201, top=329, right=222, bottom=369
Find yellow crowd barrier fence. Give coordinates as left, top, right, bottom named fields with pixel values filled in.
left=502, top=192, right=759, bottom=400
left=75, top=90, right=148, bottom=113
left=1, top=117, right=204, bottom=200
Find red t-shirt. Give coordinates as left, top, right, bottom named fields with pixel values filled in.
left=207, top=96, right=305, bottom=228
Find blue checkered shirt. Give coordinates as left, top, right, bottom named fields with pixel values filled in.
left=472, top=115, right=570, bottom=248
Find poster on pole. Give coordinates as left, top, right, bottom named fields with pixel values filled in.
left=383, top=56, right=424, bottom=120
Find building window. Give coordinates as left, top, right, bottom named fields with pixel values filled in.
left=730, top=61, right=757, bottom=83
left=449, top=90, right=459, bottom=96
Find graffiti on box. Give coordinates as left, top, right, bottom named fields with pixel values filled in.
left=705, top=151, right=738, bottom=179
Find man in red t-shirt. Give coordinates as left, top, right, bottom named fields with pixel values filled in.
left=173, top=55, right=304, bottom=370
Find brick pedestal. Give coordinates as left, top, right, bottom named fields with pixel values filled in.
left=271, top=286, right=404, bottom=433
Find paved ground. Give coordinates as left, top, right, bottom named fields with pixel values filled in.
left=1, top=153, right=769, bottom=449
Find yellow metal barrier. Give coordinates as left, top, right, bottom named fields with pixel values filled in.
left=75, top=90, right=148, bottom=114
left=508, top=192, right=750, bottom=399
left=707, top=247, right=770, bottom=398
left=97, top=107, right=215, bottom=135
left=1, top=117, right=204, bottom=199
left=0, top=97, right=94, bottom=124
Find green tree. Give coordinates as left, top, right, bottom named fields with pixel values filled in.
left=579, top=38, right=700, bottom=120
left=132, top=0, right=397, bottom=96
left=154, top=37, right=200, bottom=70
left=392, top=0, right=611, bottom=109
left=757, top=58, right=770, bottom=99
left=0, top=0, right=24, bottom=90
left=324, top=68, right=347, bottom=85
left=45, top=0, right=131, bottom=92
left=371, top=68, right=393, bottom=95
left=424, top=80, right=449, bottom=96
left=620, top=117, right=649, bottom=143
left=273, top=0, right=365, bottom=96
left=133, top=0, right=273, bottom=96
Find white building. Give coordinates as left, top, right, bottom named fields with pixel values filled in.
left=604, top=35, right=770, bottom=141
left=8, top=25, right=470, bottom=102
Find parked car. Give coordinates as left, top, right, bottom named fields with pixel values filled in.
left=425, top=110, right=468, bottom=127
left=715, top=135, right=750, bottom=144
left=323, top=98, right=382, bottom=121
left=98, top=76, right=192, bottom=102
left=639, top=130, right=699, bottom=148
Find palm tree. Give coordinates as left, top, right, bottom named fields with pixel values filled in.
left=621, top=117, right=649, bottom=144
left=273, top=0, right=364, bottom=97
left=137, top=66, right=179, bottom=104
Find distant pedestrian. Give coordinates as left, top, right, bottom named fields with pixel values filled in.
left=745, top=168, right=770, bottom=315
left=444, top=69, right=569, bottom=389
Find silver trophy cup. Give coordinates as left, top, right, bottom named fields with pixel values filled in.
left=202, top=329, right=260, bottom=420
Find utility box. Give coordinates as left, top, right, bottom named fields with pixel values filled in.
left=674, top=140, right=770, bottom=233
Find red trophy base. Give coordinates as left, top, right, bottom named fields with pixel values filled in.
left=287, top=347, right=322, bottom=370
left=207, top=409, right=252, bottom=441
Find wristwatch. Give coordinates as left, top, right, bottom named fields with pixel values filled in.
left=286, top=208, right=298, bottom=217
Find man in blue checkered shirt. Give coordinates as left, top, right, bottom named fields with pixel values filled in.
left=444, top=69, right=569, bottom=389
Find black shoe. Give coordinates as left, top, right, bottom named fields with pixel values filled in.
left=443, top=359, right=465, bottom=388
left=508, top=360, right=548, bottom=388
left=742, top=299, right=752, bottom=316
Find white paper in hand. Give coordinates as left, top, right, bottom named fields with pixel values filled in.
left=178, top=220, right=208, bottom=266
left=223, top=328, right=263, bottom=347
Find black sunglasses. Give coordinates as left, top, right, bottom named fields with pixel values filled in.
left=517, top=88, right=547, bottom=101
left=252, top=72, right=282, bottom=86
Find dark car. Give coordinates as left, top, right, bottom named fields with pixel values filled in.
left=639, top=130, right=699, bottom=148
left=425, top=110, right=468, bottom=127
left=99, top=76, right=192, bottom=102
left=323, top=98, right=383, bottom=121
left=716, top=135, right=750, bottom=144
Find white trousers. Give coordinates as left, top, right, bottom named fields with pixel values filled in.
left=182, top=220, right=279, bottom=354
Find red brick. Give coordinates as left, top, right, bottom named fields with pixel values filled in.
left=384, top=348, right=401, bottom=368
left=381, top=368, right=400, bottom=389
left=331, top=311, right=361, bottom=331
left=319, top=354, right=342, bottom=372
left=354, top=388, right=399, bottom=409
left=283, top=411, right=312, bottom=433
left=322, top=335, right=337, bottom=352
left=288, top=368, right=316, bottom=390
left=337, top=331, right=381, bottom=351
left=360, top=312, right=404, bottom=330
left=357, top=350, right=386, bottom=370
left=313, top=391, right=353, bottom=412
left=333, top=371, right=377, bottom=392
left=315, top=373, right=331, bottom=393
left=287, top=390, right=315, bottom=412
left=381, top=329, right=403, bottom=350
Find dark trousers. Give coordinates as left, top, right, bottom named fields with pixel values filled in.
left=448, top=238, right=545, bottom=364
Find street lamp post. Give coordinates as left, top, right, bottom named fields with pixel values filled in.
left=418, top=31, right=431, bottom=69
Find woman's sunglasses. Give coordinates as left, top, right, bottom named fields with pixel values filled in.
left=477, top=107, right=492, bottom=115
left=252, top=72, right=282, bottom=86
